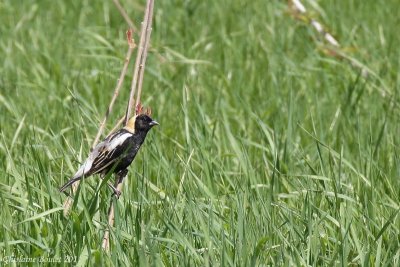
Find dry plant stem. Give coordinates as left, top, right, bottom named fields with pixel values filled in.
left=290, top=0, right=339, bottom=47
left=103, top=0, right=155, bottom=252
left=102, top=175, right=124, bottom=251
left=135, top=0, right=154, bottom=108
left=112, top=0, right=137, bottom=32
left=290, top=0, right=397, bottom=102
left=124, top=27, right=145, bottom=123
left=92, top=30, right=136, bottom=149
left=124, top=0, right=154, bottom=125
left=288, top=0, right=370, bottom=74
left=62, top=30, right=136, bottom=216
left=106, top=116, right=125, bottom=138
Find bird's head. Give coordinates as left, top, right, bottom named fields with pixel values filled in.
left=124, top=114, right=158, bottom=133
left=135, top=114, right=159, bottom=132
left=124, top=103, right=158, bottom=133
left=124, top=114, right=159, bottom=133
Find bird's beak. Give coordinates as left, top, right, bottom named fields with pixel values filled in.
left=149, top=120, right=159, bottom=126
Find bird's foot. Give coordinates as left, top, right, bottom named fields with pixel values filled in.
left=107, top=182, right=122, bottom=198
left=116, top=169, right=128, bottom=184
left=113, top=189, right=122, bottom=198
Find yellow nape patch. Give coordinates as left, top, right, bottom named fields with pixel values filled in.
left=123, top=116, right=136, bottom=133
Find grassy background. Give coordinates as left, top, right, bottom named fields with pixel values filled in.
left=1, top=0, right=399, bottom=265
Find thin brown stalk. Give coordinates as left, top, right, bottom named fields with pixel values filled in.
left=106, top=116, right=125, bottom=138
left=289, top=0, right=339, bottom=47
left=101, top=175, right=124, bottom=251
left=287, top=0, right=395, bottom=99
left=92, top=30, right=136, bottom=149
left=102, top=0, right=154, bottom=252
left=124, top=0, right=153, bottom=125
left=112, top=0, right=137, bottom=32
left=63, top=30, right=136, bottom=216
left=135, top=0, right=154, bottom=108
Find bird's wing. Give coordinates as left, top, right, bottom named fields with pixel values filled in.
left=71, top=131, right=132, bottom=179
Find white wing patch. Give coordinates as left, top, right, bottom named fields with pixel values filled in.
left=107, top=133, right=132, bottom=151
left=72, top=157, right=93, bottom=179
left=71, top=132, right=132, bottom=179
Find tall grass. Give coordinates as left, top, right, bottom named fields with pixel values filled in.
left=0, top=0, right=399, bottom=265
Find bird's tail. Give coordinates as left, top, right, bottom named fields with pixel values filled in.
left=59, top=176, right=82, bottom=192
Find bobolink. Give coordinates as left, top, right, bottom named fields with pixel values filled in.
left=59, top=114, right=158, bottom=194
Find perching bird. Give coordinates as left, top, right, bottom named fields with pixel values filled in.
left=59, top=114, right=158, bottom=194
